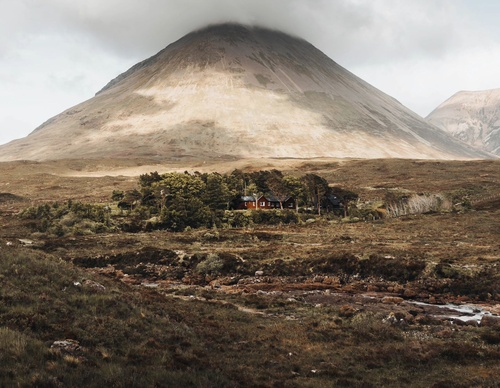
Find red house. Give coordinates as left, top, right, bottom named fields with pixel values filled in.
left=237, top=195, right=295, bottom=210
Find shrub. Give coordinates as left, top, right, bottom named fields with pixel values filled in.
left=481, top=329, right=500, bottom=345
left=0, top=327, right=28, bottom=359
left=160, top=197, right=211, bottom=232
left=20, top=201, right=115, bottom=236
left=386, top=193, right=452, bottom=217
left=195, top=254, right=225, bottom=276
left=348, top=313, right=402, bottom=342
left=111, top=190, right=125, bottom=201
left=250, top=209, right=299, bottom=225
left=224, top=211, right=253, bottom=228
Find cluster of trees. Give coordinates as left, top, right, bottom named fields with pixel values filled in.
left=21, top=200, right=114, bottom=236
left=19, top=170, right=359, bottom=235
left=113, top=170, right=358, bottom=231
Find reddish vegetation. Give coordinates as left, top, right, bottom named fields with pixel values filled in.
left=0, top=157, right=499, bottom=386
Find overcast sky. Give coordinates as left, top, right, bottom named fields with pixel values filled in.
left=1, top=0, right=499, bottom=146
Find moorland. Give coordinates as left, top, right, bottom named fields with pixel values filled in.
left=0, top=157, right=499, bottom=387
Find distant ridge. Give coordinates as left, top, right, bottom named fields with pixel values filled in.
left=0, top=24, right=491, bottom=161
left=427, top=88, right=500, bottom=156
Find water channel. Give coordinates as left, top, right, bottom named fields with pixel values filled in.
left=409, top=301, right=495, bottom=323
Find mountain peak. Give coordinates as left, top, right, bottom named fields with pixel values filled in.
left=97, top=23, right=316, bottom=96
left=427, top=88, right=500, bottom=156
left=0, top=24, right=491, bottom=161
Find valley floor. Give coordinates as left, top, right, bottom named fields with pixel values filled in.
left=0, top=158, right=499, bottom=387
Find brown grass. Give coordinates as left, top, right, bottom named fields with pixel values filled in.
left=0, top=157, right=499, bottom=386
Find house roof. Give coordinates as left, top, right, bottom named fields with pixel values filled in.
left=240, top=194, right=295, bottom=202
left=263, top=194, right=280, bottom=202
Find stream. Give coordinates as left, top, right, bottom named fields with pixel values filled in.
left=408, top=301, right=495, bottom=323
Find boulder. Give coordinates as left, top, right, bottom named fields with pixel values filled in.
left=485, top=305, right=500, bottom=315
left=18, top=239, right=34, bottom=246
left=82, top=279, right=106, bottom=293
left=51, top=339, right=80, bottom=354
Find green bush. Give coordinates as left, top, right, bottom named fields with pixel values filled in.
left=224, top=211, right=253, bottom=228
left=160, top=197, right=211, bottom=232
left=20, top=200, right=115, bottom=236
left=195, top=254, right=225, bottom=276
left=250, top=209, right=299, bottom=225
left=111, top=190, right=124, bottom=201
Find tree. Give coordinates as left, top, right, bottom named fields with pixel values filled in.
left=282, top=176, right=307, bottom=211
left=111, top=190, right=124, bottom=202
left=301, top=173, right=330, bottom=215
left=203, top=173, right=232, bottom=227
left=118, top=189, right=142, bottom=210
left=149, top=173, right=210, bottom=231
left=330, top=187, right=359, bottom=217
left=154, top=173, right=205, bottom=198
left=249, top=170, right=282, bottom=194
left=204, top=173, right=231, bottom=211
left=140, top=186, right=158, bottom=210
left=266, top=173, right=288, bottom=209
left=160, top=196, right=210, bottom=231
left=139, top=171, right=162, bottom=188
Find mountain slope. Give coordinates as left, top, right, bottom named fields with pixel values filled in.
left=426, top=88, right=500, bottom=156
left=0, top=24, right=490, bottom=161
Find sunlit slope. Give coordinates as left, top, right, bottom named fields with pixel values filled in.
left=0, top=24, right=489, bottom=161
left=427, top=88, right=500, bottom=156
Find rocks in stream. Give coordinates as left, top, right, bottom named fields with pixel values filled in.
left=68, top=247, right=500, bottom=329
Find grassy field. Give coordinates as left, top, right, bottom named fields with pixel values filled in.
left=0, top=158, right=499, bottom=387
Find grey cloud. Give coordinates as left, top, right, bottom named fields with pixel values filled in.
left=1, top=0, right=498, bottom=146
left=4, top=0, right=476, bottom=65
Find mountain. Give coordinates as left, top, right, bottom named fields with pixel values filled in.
left=426, top=88, right=500, bottom=156
left=0, top=24, right=490, bottom=161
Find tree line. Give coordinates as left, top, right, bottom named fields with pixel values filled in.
left=113, top=169, right=358, bottom=231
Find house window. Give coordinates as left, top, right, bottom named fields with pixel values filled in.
left=288, top=203, right=294, bottom=208
left=260, top=201, right=266, bottom=207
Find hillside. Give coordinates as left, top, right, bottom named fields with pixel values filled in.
left=0, top=24, right=489, bottom=161
left=427, top=88, right=500, bottom=156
